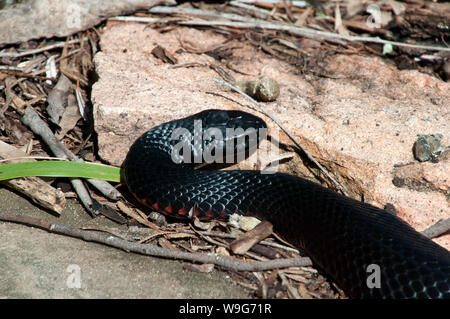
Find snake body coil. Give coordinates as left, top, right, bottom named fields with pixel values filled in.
left=121, top=109, right=450, bottom=299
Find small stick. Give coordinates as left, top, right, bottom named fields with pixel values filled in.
left=214, top=78, right=348, bottom=196
left=233, top=0, right=307, bottom=7
left=0, top=38, right=89, bottom=58
left=180, top=19, right=450, bottom=52
left=21, top=106, right=94, bottom=213
left=228, top=1, right=273, bottom=19
left=0, top=211, right=313, bottom=272
left=178, top=229, right=300, bottom=254
left=421, top=218, right=450, bottom=239
left=0, top=156, right=67, bottom=163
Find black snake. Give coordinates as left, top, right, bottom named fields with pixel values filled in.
left=121, top=109, right=450, bottom=299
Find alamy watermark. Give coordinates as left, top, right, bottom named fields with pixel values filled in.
left=66, top=264, right=81, bottom=289
left=65, top=3, right=87, bottom=29
left=366, top=264, right=381, bottom=289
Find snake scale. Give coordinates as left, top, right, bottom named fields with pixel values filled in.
left=121, top=109, right=450, bottom=299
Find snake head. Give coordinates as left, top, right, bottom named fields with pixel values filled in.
left=191, top=109, right=268, bottom=166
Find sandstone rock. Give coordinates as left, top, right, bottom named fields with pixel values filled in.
left=92, top=23, right=449, bottom=248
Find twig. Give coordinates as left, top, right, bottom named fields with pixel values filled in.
left=108, top=16, right=160, bottom=23
left=0, top=69, right=51, bottom=80
left=421, top=218, right=450, bottom=239
left=26, top=106, right=120, bottom=200
left=214, top=78, right=348, bottom=196
left=0, top=211, right=313, bottom=272
left=21, top=107, right=121, bottom=211
left=0, top=65, right=23, bottom=71
left=180, top=19, right=450, bottom=52
left=0, top=38, right=89, bottom=58
left=168, top=62, right=208, bottom=69
left=179, top=229, right=300, bottom=254
left=0, top=156, right=67, bottom=163
left=235, top=0, right=308, bottom=7
left=145, top=6, right=450, bottom=52
left=149, top=5, right=263, bottom=23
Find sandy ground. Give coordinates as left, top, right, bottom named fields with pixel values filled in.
left=0, top=187, right=250, bottom=299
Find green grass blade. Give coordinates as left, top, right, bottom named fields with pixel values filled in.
left=0, top=160, right=121, bottom=182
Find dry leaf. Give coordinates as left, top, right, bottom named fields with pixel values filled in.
left=55, top=94, right=81, bottom=139
left=47, top=74, right=71, bottom=124
left=230, top=221, right=273, bottom=255
left=193, top=216, right=218, bottom=231
left=151, top=45, right=178, bottom=64
left=228, top=214, right=261, bottom=231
